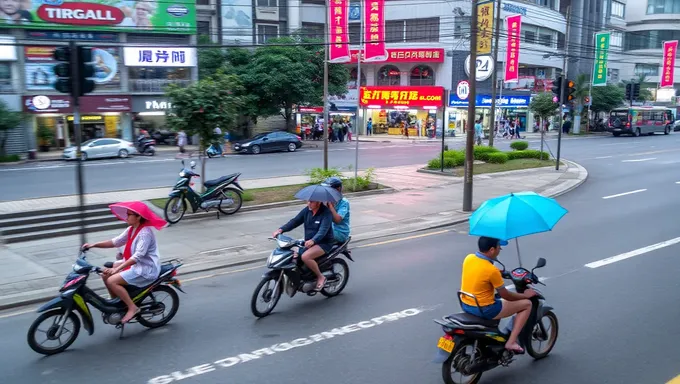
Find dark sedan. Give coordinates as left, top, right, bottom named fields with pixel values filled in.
left=232, top=131, right=302, bottom=154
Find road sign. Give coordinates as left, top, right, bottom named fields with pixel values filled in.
left=456, top=80, right=470, bottom=100
left=464, top=55, right=495, bottom=81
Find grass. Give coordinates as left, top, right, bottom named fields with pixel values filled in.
left=453, top=158, right=556, bottom=177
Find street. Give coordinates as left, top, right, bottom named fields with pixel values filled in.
left=2, top=130, right=680, bottom=384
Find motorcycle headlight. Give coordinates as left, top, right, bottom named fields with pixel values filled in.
left=72, top=263, right=88, bottom=273
left=179, top=171, right=186, bottom=177
left=267, top=252, right=283, bottom=266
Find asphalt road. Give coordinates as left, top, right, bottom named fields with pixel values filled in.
left=2, top=136, right=680, bottom=384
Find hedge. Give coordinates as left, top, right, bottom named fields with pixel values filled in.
left=0, top=154, right=20, bottom=163
left=486, top=152, right=509, bottom=164
left=473, top=146, right=500, bottom=161
left=510, top=141, right=529, bottom=151
left=428, top=157, right=459, bottom=169
left=506, top=150, right=550, bottom=160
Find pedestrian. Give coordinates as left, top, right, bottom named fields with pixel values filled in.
left=562, top=115, right=572, bottom=135
left=176, top=129, right=187, bottom=154
left=366, top=118, right=372, bottom=135
left=474, top=118, right=483, bottom=145
left=347, top=121, right=353, bottom=141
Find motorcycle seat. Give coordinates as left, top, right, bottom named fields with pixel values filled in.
left=445, top=312, right=500, bottom=329
left=204, top=173, right=238, bottom=188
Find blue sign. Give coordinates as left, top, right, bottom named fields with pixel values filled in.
left=349, top=2, right=361, bottom=20
left=449, top=94, right=531, bottom=108
left=26, top=30, right=118, bottom=42
left=503, top=3, right=527, bottom=16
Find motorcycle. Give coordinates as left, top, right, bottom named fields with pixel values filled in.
left=27, top=251, right=184, bottom=356
left=206, top=143, right=221, bottom=158
left=136, top=136, right=156, bottom=156
left=163, top=160, right=244, bottom=224
left=433, top=257, right=558, bottom=384
left=250, top=234, right=353, bottom=318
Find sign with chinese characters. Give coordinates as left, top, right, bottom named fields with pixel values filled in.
left=592, top=32, right=610, bottom=87
left=23, top=95, right=73, bottom=113
left=359, top=86, right=444, bottom=108
left=449, top=93, right=531, bottom=108
left=0, top=0, right=195, bottom=34
left=123, top=47, right=197, bottom=67
left=364, top=0, right=387, bottom=62
left=25, top=46, right=120, bottom=90
left=660, top=40, right=677, bottom=88
left=476, top=0, right=494, bottom=55
left=349, top=48, right=444, bottom=63
left=456, top=81, right=470, bottom=100
left=329, top=0, right=350, bottom=63
left=504, top=14, right=522, bottom=83
left=79, top=95, right=131, bottom=113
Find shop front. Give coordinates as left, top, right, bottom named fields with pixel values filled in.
left=447, top=93, right=533, bottom=134
left=131, top=96, right=172, bottom=132
left=295, top=106, right=358, bottom=140
left=359, top=86, right=445, bottom=136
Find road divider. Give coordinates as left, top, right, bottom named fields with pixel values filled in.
left=585, top=236, right=680, bottom=269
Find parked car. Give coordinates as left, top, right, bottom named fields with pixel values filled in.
left=63, top=138, right=138, bottom=161
left=150, top=129, right=178, bottom=146
left=232, top=131, right=302, bottom=154
left=673, top=120, right=680, bottom=132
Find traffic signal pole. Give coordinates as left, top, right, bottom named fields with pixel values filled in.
left=70, top=41, right=87, bottom=246
left=555, top=5, right=571, bottom=171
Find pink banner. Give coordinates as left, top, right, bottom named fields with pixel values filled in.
left=329, top=0, right=350, bottom=63
left=504, top=14, right=522, bottom=83
left=661, top=40, right=677, bottom=88
left=364, top=0, right=387, bottom=62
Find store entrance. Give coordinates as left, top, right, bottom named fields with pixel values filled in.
left=505, top=111, right=528, bottom=132
left=66, top=115, right=120, bottom=142
left=368, top=109, right=436, bottom=137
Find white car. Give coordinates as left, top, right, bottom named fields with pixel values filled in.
left=63, top=138, right=138, bottom=161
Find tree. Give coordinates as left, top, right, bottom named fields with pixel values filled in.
left=0, top=100, right=25, bottom=157
left=529, top=92, right=559, bottom=121
left=197, top=35, right=227, bottom=79
left=591, top=84, right=625, bottom=113
left=570, top=73, right=590, bottom=134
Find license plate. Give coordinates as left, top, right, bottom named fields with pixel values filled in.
left=172, top=279, right=182, bottom=286
left=437, top=336, right=455, bottom=353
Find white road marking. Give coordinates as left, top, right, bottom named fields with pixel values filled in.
left=621, top=158, right=656, bottom=162
left=675, top=181, right=680, bottom=184
left=585, top=237, right=680, bottom=269
left=147, top=307, right=429, bottom=384
left=601, top=189, right=647, bottom=199
left=595, top=155, right=613, bottom=159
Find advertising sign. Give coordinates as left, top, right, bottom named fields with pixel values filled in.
left=465, top=54, right=495, bottom=81
left=364, top=0, right=387, bottom=62
left=449, top=93, right=531, bottom=108
left=359, top=86, right=444, bottom=107
left=329, top=0, right=350, bottom=63
left=661, top=40, right=678, bottom=88
left=456, top=81, right=470, bottom=100
left=476, top=0, right=494, bottom=55
left=504, top=14, right=521, bottom=83
left=23, top=95, right=73, bottom=113
left=26, top=30, right=118, bottom=41
left=131, top=96, right=173, bottom=112
left=221, top=0, right=253, bottom=45
left=0, top=0, right=195, bottom=34
left=349, top=48, right=444, bottom=63
left=79, top=95, right=131, bottom=112
left=25, top=46, right=120, bottom=90
left=123, top=47, right=196, bottom=67
left=592, top=31, right=610, bottom=87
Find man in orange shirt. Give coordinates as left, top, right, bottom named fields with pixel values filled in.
left=460, top=236, right=537, bottom=354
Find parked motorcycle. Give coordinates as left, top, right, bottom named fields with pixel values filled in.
left=250, top=234, right=353, bottom=318
left=163, top=160, right=244, bottom=224
left=206, top=143, right=221, bottom=158
left=136, top=136, right=156, bottom=156
left=27, top=251, right=184, bottom=356
left=433, top=257, right=558, bottom=384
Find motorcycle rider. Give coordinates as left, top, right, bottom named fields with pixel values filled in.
left=273, top=200, right=334, bottom=291
left=459, top=236, right=537, bottom=354
left=322, top=177, right=350, bottom=244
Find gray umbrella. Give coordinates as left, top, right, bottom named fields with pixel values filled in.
left=294, top=184, right=342, bottom=203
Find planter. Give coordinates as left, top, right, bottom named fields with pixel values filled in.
left=39, top=145, right=50, bottom=152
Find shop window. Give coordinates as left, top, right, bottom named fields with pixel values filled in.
left=377, top=65, right=401, bottom=86
left=129, top=67, right=191, bottom=93
left=409, top=65, right=434, bottom=86
left=0, top=62, right=12, bottom=92
left=349, top=68, right=366, bottom=88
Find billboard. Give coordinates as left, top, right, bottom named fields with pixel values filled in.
left=0, top=0, right=196, bottom=34
left=221, top=0, right=253, bottom=45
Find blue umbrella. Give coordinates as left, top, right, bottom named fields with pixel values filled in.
left=294, top=184, right=342, bottom=203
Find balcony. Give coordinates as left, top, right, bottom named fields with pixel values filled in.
left=129, top=79, right=193, bottom=93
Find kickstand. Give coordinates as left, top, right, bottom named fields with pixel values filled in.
left=116, top=323, right=125, bottom=339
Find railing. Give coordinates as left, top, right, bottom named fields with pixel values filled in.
left=129, top=79, right=192, bottom=93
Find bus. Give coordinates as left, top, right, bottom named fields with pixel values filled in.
left=607, top=107, right=673, bottom=137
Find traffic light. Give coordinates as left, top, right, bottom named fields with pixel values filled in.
left=583, top=96, right=591, bottom=105
left=551, top=76, right=563, bottom=102
left=625, top=83, right=632, bottom=100
left=51, top=45, right=96, bottom=97
left=53, top=46, right=71, bottom=94
left=631, top=83, right=640, bottom=100
left=77, top=46, right=95, bottom=96
left=566, top=79, right=576, bottom=102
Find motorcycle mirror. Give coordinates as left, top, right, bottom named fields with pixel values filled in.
left=190, top=160, right=196, bottom=168
left=534, top=257, right=547, bottom=269
left=495, top=259, right=506, bottom=272
left=181, top=160, right=185, bottom=166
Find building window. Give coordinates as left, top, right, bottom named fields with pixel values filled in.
left=522, top=24, right=557, bottom=48
left=609, top=31, right=623, bottom=47
left=625, top=30, right=680, bottom=50
left=302, top=22, right=324, bottom=41
left=454, top=16, right=470, bottom=38
left=607, top=68, right=620, bottom=83
left=196, top=0, right=210, bottom=5
left=377, top=65, right=401, bottom=86
left=385, top=20, right=405, bottom=43
left=257, top=24, right=278, bottom=44
left=128, top=68, right=191, bottom=93
left=634, top=64, right=659, bottom=77
left=349, top=68, right=366, bottom=88
left=348, top=23, right=360, bottom=44
left=0, top=62, right=12, bottom=92
left=647, top=0, right=680, bottom=14
left=197, top=21, right=210, bottom=38
left=257, top=0, right=277, bottom=6
left=409, top=65, right=434, bottom=86
left=405, top=17, right=439, bottom=42
left=611, top=1, right=625, bottom=18
left=531, top=0, right=556, bottom=11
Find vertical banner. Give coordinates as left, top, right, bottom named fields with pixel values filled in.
left=661, top=40, right=678, bottom=88
left=329, top=0, right=351, bottom=63
left=476, top=0, right=494, bottom=55
left=364, top=0, right=387, bottom=62
left=504, top=14, right=522, bottom=83
left=592, top=32, right=610, bottom=87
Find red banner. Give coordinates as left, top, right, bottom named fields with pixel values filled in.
left=504, top=14, right=522, bottom=83
left=329, top=0, right=350, bottom=63
left=661, top=40, right=677, bottom=88
left=349, top=48, right=445, bottom=63
left=364, top=0, right=387, bottom=62
left=359, top=86, right=444, bottom=108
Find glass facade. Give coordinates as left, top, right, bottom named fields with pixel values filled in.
left=625, top=30, right=680, bottom=50
left=647, top=0, right=680, bottom=14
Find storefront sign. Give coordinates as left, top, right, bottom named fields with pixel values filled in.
left=131, top=97, right=173, bottom=112
left=298, top=106, right=324, bottom=113
left=504, top=14, right=522, bottom=83
left=503, top=3, right=527, bottom=16
left=592, top=32, right=610, bottom=87
left=79, top=95, right=130, bottom=113
left=465, top=55, right=495, bottom=81
left=360, top=86, right=444, bottom=108
left=329, top=0, right=350, bottom=63
left=27, top=30, right=118, bottom=41
left=349, top=48, right=444, bottom=63
left=123, top=47, right=196, bottom=67
left=456, top=81, right=470, bottom=100
left=0, top=0, right=195, bottom=34
left=23, top=95, right=73, bottom=113
left=476, top=0, right=494, bottom=55
left=449, top=94, right=531, bottom=108
left=661, top=40, right=677, bottom=88
left=0, top=36, right=16, bottom=61
left=25, top=46, right=120, bottom=90
left=364, top=0, right=387, bottom=62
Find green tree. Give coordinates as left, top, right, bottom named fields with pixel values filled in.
left=591, top=84, right=625, bottom=113
left=529, top=92, right=559, bottom=122
left=197, top=35, right=227, bottom=79
left=0, top=100, right=25, bottom=157
left=569, top=74, right=590, bottom=133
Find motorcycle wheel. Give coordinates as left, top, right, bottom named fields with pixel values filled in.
left=526, top=311, right=559, bottom=359
left=218, top=188, right=243, bottom=215
left=27, top=309, right=81, bottom=356
left=250, top=275, right=283, bottom=318
left=137, top=285, right=180, bottom=328
left=442, top=340, right=482, bottom=384
left=148, top=147, right=156, bottom=156
left=164, top=197, right=187, bottom=224
left=320, top=258, right=350, bottom=297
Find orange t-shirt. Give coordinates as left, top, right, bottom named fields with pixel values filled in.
left=460, top=254, right=505, bottom=307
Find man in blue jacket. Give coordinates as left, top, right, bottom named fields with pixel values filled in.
left=322, top=177, right=350, bottom=244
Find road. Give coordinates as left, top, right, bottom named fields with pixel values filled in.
left=2, top=134, right=680, bottom=383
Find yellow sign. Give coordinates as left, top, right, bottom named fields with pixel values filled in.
left=104, top=115, right=119, bottom=138
left=66, top=115, right=103, bottom=122
left=476, top=0, right=495, bottom=55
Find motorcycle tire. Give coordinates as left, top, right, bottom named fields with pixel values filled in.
left=218, top=188, right=243, bottom=215
left=525, top=310, right=559, bottom=360
left=250, top=276, right=283, bottom=318
left=27, top=309, right=81, bottom=356
left=442, top=339, right=482, bottom=384
left=164, top=197, right=187, bottom=224
left=137, top=285, right=180, bottom=329
left=320, top=258, right=350, bottom=297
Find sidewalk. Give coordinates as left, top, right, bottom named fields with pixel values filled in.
left=0, top=162, right=588, bottom=309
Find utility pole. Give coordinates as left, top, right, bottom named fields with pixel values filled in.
left=353, top=0, right=363, bottom=190
left=463, top=0, right=479, bottom=212
left=556, top=5, right=571, bottom=171
left=71, top=41, right=86, bottom=246
left=322, top=0, right=330, bottom=169
left=586, top=31, right=595, bottom=132
left=487, top=0, right=502, bottom=148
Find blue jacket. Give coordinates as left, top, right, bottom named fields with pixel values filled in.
left=280, top=205, right=334, bottom=244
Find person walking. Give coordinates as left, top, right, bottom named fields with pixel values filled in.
left=366, top=118, right=373, bottom=136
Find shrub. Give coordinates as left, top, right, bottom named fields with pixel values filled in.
left=486, top=152, right=509, bottom=164
left=0, top=154, right=20, bottom=163
left=473, top=146, right=499, bottom=161
left=522, top=150, right=550, bottom=160
left=307, top=167, right=343, bottom=184
left=345, top=167, right=376, bottom=191
left=510, top=141, right=529, bottom=151
left=427, top=157, right=458, bottom=169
